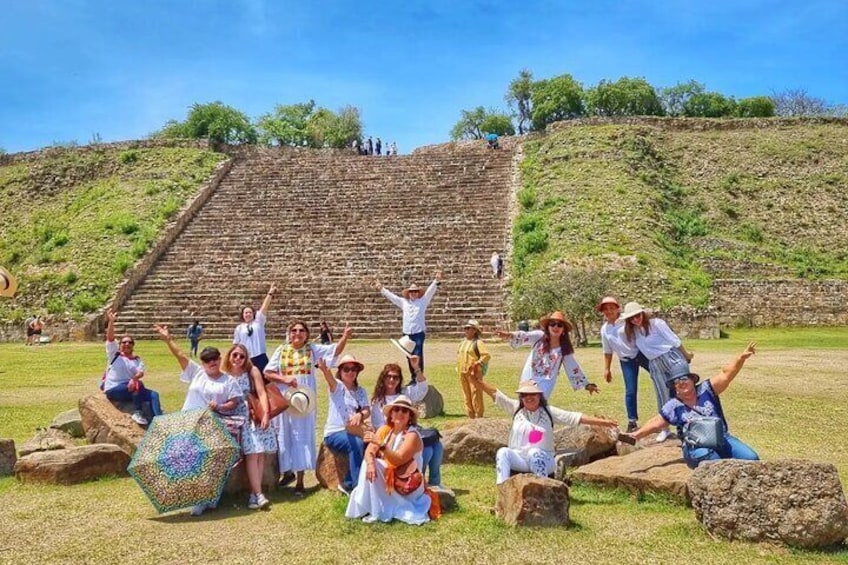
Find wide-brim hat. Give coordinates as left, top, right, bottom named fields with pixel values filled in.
left=596, top=296, right=620, bottom=312
left=284, top=386, right=317, bottom=418
left=390, top=335, right=416, bottom=358
left=336, top=353, right=364, bottom=373
left=516, top=381, right=544, bottom=395
left=401, top=284, right=423, bottom=299
left=381, top=394, right=419, bottom=419
left=539, top=311, right=573, bottom=332
left=665, top=361, right=699, bottom=389
left=619, top=301, right=645, bottom=321
left=0, top=266, right=18, bottom=298
left=463, top=319, right=481, bottom=334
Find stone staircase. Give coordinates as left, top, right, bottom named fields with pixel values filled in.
left=116, top=143, right=515, bottom=339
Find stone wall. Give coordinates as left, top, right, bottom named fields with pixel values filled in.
left=584, top=307, right=720, bottom=340
left=0, top=138, right=211, bottom=166
left=547, top=116, right=848, bottom=133
left=712, top=279, right=848, bottom=327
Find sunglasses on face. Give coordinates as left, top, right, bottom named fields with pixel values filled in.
left=290, top=328, right=307, bottom=333
left=391, top=406, right=411, bottom=414
left=120, top=340, right=134, bottom=345
left=341, top=366, right=360, bottom=374
left=386, top=374, right=401, bottom=381
left=548, top=321, right=565, bottom=328
left=202, top=357, right=221, bottom=365
left=231, top=353, right=246, bottom=360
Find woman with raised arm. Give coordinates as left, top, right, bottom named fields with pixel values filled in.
left=318, top=354, right=371, bottom=496
left=222, top=343, right=277, bottom=511
left=496, top=311, right=597, bottom=400
left=346, top=396, right=433, bottom=525
left=626, top=344, right=759, bottom=468
left=264, top=319, right=352, bottom=495
left=153, top=324, right=243, bottom=516
left=102, top=309, right=162, bottom=426
left=620, top=301, right=694, bottom=442
left=473, top=376, right=617, bottom=484
left=233, top=283, right=277, bottom=373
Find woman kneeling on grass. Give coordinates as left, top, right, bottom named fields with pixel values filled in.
left=345, top=396, right=437, bottom=525
left=472, top=377, right=617, bottom=484
left=154, top=325, right=244, bottom=516
left=625, top=343, right=759, bottom=469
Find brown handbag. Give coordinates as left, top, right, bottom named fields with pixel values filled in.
left=247, top=380, right=289, bottom=424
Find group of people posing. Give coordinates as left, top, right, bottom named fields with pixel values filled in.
left=100, top=276, right=759, bottom=524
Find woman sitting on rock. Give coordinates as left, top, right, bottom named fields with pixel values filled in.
left=370, top=356, right=442, bottom=487
left=473, top=378, right=617, bottom=484
left=346, top=396, right=435, bottom=524
left=626, top=343, right=759, bottom=469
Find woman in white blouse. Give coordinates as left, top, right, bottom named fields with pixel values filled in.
left=496, top=311, right=597, bottom=400
left=233, top=283, right=276, bottom=373
left=621, top=301, right=694, bottom=442
left=474, top=379, right=617, bottom=484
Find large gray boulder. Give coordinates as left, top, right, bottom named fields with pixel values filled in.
left=415, top=386, right=444, bottom=419
left=495, top=474, right=569, bottom=527
left=19, top=428, right=77, bottom=457
left=50, top=409, right=84, bottom=438
left=689, top=459, right=848, bottom=548
left=572, top=442, right=691, bottom=502
left=0, top=439, right=16, bottom=476
left=14, top=444, right=130, bottom=485
left=79, top=393, right=146, bottom=456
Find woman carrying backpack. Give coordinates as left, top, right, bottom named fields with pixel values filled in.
left=456, top=320, right=490, bottom=418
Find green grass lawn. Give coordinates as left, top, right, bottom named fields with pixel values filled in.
left=1, top=328, right=848, bottom=563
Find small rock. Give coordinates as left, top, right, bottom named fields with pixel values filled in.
left=415, top=386, right=444, bottom=419
left=224, top=454, right=279, bottom=495
left=14, top=444, right=130, bottom=485
left=430, top=485, right=457, bottom=511
left=19, top=428, right=77, bottom=457
left=315, top=443, right=349, bottom=490
left=495, top=474, right=569, bottom=527
left=554, top=450, right=587, bottom=480
left=50, top=409, right=84, bottom=438
left=0, top=439, right=16, bottom=476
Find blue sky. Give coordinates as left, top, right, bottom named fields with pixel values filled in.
left=1, top=1, right=846, bottom=154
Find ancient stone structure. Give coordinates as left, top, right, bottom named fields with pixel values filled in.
left=495, top=474, right=570, bottom=527
left=689, top=459, right=848, bottom=548
left=14, top=444, right=130, bottom=485
left=712, top=279, right=848, bottom=327
left=112, top=144, right=514, bottom=338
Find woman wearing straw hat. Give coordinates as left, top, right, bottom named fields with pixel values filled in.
left=496, top=311, right=596, bottom=400
left=265, top=319, right=352, bottom=494
left=473, top=378, right=617, bottom=483
left=371, top=270, right=442, bottom=377
left=346, top=396, right=434, bottom=524
left=620, top=301, right=694, bottom=443
left=457, top=319, right=490, bottom=418
left=318, top=354, right=371, bottom=496
left=597, top=296, right=650, bottom=432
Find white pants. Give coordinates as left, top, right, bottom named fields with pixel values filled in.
left=495, top=447, right=555, bottom=484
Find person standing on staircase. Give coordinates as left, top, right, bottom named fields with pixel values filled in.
left=372, top=270, right=442, bottom=377
left=233, top=283, right=277, bottom=373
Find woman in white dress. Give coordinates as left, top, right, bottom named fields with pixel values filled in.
left=346, top=395, right=432, bottom=525
left=496, top=311, right=597, bottom=400
left=233, top=283, right=276, bottom=373
left=222, top=343, right=277, bottom=511
left=473, top=378, right=617, bottom=484
left=264, top=319, right=351, bottom=494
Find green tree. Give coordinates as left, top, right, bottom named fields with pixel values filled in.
left=157, top=101, right=257, bottom=144
left=305, top=105, right=363, bottom=148
left=530, top=74, right=585, bottom=131
left=505, top=69, right=534, bottom=134
left=682, top=92, right=738, bottom=117
left=736, top=96, right=776, bottom=117
left=256, top=100, right=315, bottom=146
left=659, top=80, right=705, bottom=117
left=585, top=77, right=664, bottom=117
left=450, top=107, right=514, bottom=140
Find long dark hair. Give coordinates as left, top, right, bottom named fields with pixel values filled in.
left=372, top=363, right=404, bottom=405
left=513, top=394, right=554, bottom=426
left=539, top=325, right=574, bottom=357
left=624, top=311, right=652, bottom=344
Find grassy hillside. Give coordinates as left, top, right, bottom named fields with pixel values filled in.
left=0, top=144, right=227, bottom=323
left=512, top=121, right=848, bottom=314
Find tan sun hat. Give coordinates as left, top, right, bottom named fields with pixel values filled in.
left=381, top=394, right=419, bottom=419
left=390, top=335, right=416, bottom=358
left=596, top=296, right=620, bottom=312
left=401, top=284, right=422, bottom=299
left=463, top=319, right=481, bottom=335
left=515, top=381, right=544, bottom=395
left=284, top=386, right=316, bottom=418
left=335, top=353, right=364, bottom=373
left=539, top=311, right=573, bottom=332
left=0, top=266, right=18, bottom=298
left=619, top=301, right=646, bottom=321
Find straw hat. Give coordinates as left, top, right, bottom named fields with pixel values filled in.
left=381, top=394, right=419, bottom=419
left=401, top=284, right=423, bottom=299
left=0, top=266, right=17, bottom=298
left=619, top=302, right=646, bottom=321
left=539, top=311, right=572, bottom=332
left=515, top=381, right=544, bottom=395
left=284, top=386, right=316, bottom=418
left=390, top=335, right=416, bottom=358
left=463, top=319, right=481, bottom=335
left=596, top=296, right=620, bottom=312
left=335, top=353, right=364, bottom=373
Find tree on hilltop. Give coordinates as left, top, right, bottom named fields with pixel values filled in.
left=450, top=107, right=515, bottom=140
left=530, top=73, right=585, bottom=131
left=307, top=105, right=363, bottom=148
left=736, top=96, right=775, bottom=117
left=659, top=80, right=705, bottom=117
left=682, top=92, right=737, bottom=118
left=585, top=76, right=664, bottom=117
left=257, top=101, right=362, bottom=148
left=769, top=88, right=846, bottom=117
left=156, top=101, right=257, bottom=144
left=257, top=100, right=315, bottom=146
left=506, top=69, right=534, bottom=134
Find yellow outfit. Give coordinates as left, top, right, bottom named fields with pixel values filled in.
left=456, top=338, right=490, bottom=418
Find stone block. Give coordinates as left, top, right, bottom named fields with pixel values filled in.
left=315, top=443, right=349, bottom=490
left=495, top=474, right=569, bottom=527
left=19, top=428, right=76, bottom=457
left=415, top=386, right=444, bottom=419
left=79, top=393, right=146, bottom=457
left=50, top=409, right=84, bottom=438
left=0, top=439, right=16, bottom=476
left=689, top=459, right=848, bottom=548
left=224, top=454, right=279, bottom=495
left=430, top=485, right=457, bottom=511
left=14, top=444, right=130, bottom=485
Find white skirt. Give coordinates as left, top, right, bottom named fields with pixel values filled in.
left=345, top=458, right=431, bottom=525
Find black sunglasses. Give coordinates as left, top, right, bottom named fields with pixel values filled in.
left=548, top=321, right=565, bottom=328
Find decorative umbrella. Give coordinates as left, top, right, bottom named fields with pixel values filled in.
left=128, top=408, right=240, bottom=513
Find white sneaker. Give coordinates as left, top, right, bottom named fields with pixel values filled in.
left=336, top=484, right=350, bottom=496
left=655, top=429, right=670, bottom=443
left=131, top=412, right=148, bottom=426
left=190, top=503, right=206, bottom=516
left=247, top=494, right=259, bottom=510
left=255, top=493, right=270, bottom=509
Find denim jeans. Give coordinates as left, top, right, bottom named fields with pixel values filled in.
left=324, top=430, right=366, bottom=491
left=619, top=352, right=650, bottom=421
left=105, top=381, right=162, bottom=416
left=421, top=440, right=443, bottom=486
left=405, top=332, right=426, bottom=381
left=683, top=434, right=759, bottom=469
